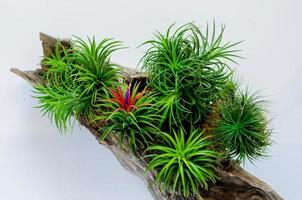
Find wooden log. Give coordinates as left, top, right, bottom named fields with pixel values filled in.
left=10, top=33, right=284, bottom=200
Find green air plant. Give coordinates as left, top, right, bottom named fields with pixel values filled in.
left=33, top=76, right=84, bottom=131
left=210, top=90, right=271, bottom=162
left=146, top=128, right=220, bottom=197
left=140, top=22, right=241, bottom=129
left=98, top=83, right=161, bottom=151
left=71, top=36, right=123, bottom=117
left=33, top=37, right=122, bottom=132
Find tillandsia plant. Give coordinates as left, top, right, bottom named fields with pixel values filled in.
left=146, top=128, right=220, bottom=197
left=98, top=83, right=161, bottom=151
left=210, top=89, right=271, bottom=162
left=72, top=36, right=123, bottom=106
left=140, top=22, right=241, bottom=128
left=33, top=43, right=85, bottom=131
left=34, top=37, right=123, bottom=132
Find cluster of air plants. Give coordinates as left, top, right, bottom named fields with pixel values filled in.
left=139, top=22, right=271, bottom=197
left=33, top=22, right=272, bottom=198
left=34, top=37, right=122, bottom=131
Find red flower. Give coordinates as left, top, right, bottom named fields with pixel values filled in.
left=109, top=84, right=144, bottom=112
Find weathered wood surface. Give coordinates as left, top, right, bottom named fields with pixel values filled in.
left=10, top=33, right=284, bottom=200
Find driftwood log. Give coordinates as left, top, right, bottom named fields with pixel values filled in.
left=11, top=33, right=284, bottom=200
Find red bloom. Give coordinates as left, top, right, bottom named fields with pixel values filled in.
left=109, top=84, right=144, bottom=112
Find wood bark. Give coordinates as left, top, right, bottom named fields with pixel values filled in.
left=10, top=33, right=284, bottom=200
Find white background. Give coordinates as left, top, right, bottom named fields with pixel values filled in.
left=0, top=0, right=301, bottom=199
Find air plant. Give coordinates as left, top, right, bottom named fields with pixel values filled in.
left=71, top=36, right=123, bottom=118
left=99, top=83, right=161, bottom=151
left=140, top=22, right=241, bottom=128
left=210, top=89, right=271, bottom=162
left=146, top=128, right=221, bottom=197
left=33, top=43, right=81, bottom=132
left=109, top=84, right=142, bottom=112
left=33, top=37, right=122, bottom=131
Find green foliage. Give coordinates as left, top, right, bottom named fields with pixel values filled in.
left=98, top=83, right=161, bottom=151
left=31, top=22, right=273, bottom=197
left=211, top=90, right=271, bottom=162
left=72, top=37, right=122, bottom=103
left=33, top=37, right=122, bottom=132
left=140, top=22, right=241, bottom=128
left=71, top=36, right=123, bottom=116
left=33, top=75, right=86, bottom=131
left=146, top=128, right=220, bottom=197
